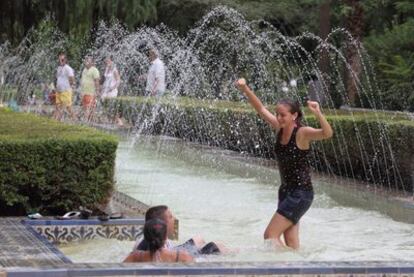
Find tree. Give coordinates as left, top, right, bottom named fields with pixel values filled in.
left=364, top=18, right=414, bottom=111
left=343, top=0, right=364, bottom=105
left=0, top=0, right=159, bottom=46
left=318, top=0, right=331, bottom=81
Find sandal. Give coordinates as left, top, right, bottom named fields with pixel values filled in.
left=79, top=206, right=92, bottom=219
left=56, top=211, right=81, bottom=220
left=109, top=212, right=123, bottom=219
left=28, top=212, right=43, bottom=219
left=98, top=214, right=109, bottom=221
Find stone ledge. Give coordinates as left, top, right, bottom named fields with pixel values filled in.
left=4, top=261, right=414, bottom=276
left=23, top=219, right=144, bottom=244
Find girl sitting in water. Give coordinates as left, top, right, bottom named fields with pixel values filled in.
left=123, top=219, right=193, bottom=263
left=235, top=78, right=333, bottom=250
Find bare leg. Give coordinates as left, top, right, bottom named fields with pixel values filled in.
left=115, top=113, right=124, bottom=126
left=87, top=102, right=96, bottom=122
left=83, top=96, right=97, bottom=123
left=83, top=106, right=93, bottom=122
left=53, top=104, right=62, bottom=120
left=86, top=107, right=93, bottom=122
left=263, top=212, right=294, bottom=248
left=283, top=223, right=300, bottom=250
left=66, top=106, right=76, bottom=120
left=80, top=105, right=87, bottom=122
left=55, top=105, right=64, bottom=121
left=52, top=107, right=58, bottom=119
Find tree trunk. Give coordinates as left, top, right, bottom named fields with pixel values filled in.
left=344, top=0, right=364, bottom=106
left=319, top=0, right=331, bottom=74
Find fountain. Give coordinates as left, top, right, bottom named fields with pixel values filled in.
left=0, top=5, right=413, bottom=273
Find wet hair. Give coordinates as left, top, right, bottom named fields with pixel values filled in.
left=277, top=99, right=303, bottom=127
left=145, top=205, right=168, bottom=221
left=144, top=218, right=167, bottom=255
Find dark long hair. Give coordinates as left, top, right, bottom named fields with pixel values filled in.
left=277, top=99, right=304, bottom=127
left=145, top=205, right=168, bottom=221
left=144, top=218, right=167, bottom=256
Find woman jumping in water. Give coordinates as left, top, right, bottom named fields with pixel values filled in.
left=235, top=78, right=333, bottom=250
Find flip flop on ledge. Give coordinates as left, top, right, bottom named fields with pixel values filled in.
left=55, top=211, right=81, bottom=220
left=98, top=214, right=109, bottom=221
left=109, top=212, right=123, bottom=219
left=97, top=212, right=123, bottom=221
left=27, top=212, right=43, bottom=219
left=79, top=206, right=92, bottom=219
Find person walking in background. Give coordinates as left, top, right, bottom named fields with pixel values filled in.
left=145, top=48, right=166, bottom=97
left=235, top=78, right=333, bottom=250
left=101, top=56, right=120, bottom=99
left=124, top=219, right=193, bottom=263
left=53, top=52, right=75, bottom=120
left=307, top=73, right=326, bottom=106
left=101, top=55, right=123, bottom=126
left=80, top=56, right=100, bottom=122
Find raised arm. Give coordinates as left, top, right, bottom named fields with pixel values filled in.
left=235, top=78, right=279, bottom=130
left=300, top=101, right=333, bottom=142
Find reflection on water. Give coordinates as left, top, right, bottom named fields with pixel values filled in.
left=60, top=136, right=414, bottom=262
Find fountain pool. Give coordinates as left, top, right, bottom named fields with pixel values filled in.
left=60, top=135, right=414, bottom=263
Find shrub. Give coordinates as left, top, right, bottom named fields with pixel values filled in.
left=0, top=109, right=118, bottom=216
left=105, top=96, right=414, bottom=192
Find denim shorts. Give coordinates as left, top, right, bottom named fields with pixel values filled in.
left=277, top=187, right=314, bottom=224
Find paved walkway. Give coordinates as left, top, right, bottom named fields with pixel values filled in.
left=0, top=218, right=71, bottom=267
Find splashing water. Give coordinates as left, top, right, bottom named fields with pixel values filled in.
left=0, top=6, right=413, bottom=195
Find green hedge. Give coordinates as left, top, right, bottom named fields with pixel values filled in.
left=0, top=109, right=118, bottom=216
left=105, top=96, right=414, bottom=192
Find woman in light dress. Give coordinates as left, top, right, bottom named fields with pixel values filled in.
left=101, top=56, right=123, bottom=126
left=101, top=56, right=120, bottom=99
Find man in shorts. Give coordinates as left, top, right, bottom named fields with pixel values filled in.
left=53, top=52, right=75, bottom=120
left=80, top=56, right=100, bottom=122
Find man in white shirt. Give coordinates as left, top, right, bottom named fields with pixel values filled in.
left=307, top=73, right=326, bottom=106
left=145, top=49, right=166, bottom=96
left=53, top=52, right=75, bottom=120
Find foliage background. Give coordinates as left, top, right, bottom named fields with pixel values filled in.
left=0, top=0, right=413, bottom=111
left=103, top=96, right=414, bottom=192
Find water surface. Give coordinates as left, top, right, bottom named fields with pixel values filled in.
left=60, top=136, right=414, bottom=262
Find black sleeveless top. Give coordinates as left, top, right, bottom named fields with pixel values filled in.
left=275, top=127, right=313, bottom=191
